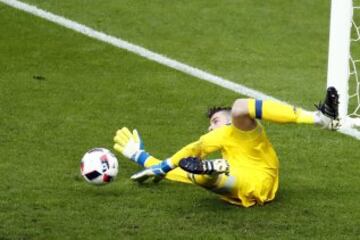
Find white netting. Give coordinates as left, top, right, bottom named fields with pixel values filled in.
left=324, top=0, right=360, bottom=137
left=349, top=4, right=360, bottom=118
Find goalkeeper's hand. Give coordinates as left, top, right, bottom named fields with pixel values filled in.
left=130, top=159, right=175, bottom=183
left=113, top=127, right=150, bottom=166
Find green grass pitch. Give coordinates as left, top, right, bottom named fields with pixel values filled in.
left=1, top=1, right=359, bottom=239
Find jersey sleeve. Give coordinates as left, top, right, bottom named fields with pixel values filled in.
left=169, top=129, right=224, bottom=166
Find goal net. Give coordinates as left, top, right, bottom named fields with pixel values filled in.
left=349, top=2, right=360, bottom=120
left=327, top=0, right=360, bottom=139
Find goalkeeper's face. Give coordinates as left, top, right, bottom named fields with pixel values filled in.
left=208, top=111, right=231, bottom=131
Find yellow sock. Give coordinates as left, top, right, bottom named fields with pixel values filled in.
left=248, top=99, right=315, bottom=124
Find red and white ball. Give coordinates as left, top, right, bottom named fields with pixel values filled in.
left=80, top=148, right=118, bottom=185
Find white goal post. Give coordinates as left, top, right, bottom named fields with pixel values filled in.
left=327, top=0, right=360, bottom=137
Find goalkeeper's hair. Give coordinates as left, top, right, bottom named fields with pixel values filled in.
left=207, top=106, right=231, bottom=119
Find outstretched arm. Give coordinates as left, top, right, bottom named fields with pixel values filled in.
left=128, top=129, right=224, bottom=183
left=113, top=127, right=214, bottom=169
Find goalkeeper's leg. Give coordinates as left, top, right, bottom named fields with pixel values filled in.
left=186, top=170, right=237, bottom=197
left=134, top=157, right=237, bottom=200
left=178, top=157, right=235, bottom=195
left=233, top=87, right=339, bottom=129
left=141, top=157, right=230, bottom=184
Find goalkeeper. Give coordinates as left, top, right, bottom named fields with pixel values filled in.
left=113, top=87, right=339, bottom=207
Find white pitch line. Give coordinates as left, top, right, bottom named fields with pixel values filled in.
left=0, top=0, right=278, bottom=101
left=1, top=0, right=360, bottom=140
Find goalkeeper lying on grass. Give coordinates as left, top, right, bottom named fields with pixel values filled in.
left=113, top=87, right=339, bottom=207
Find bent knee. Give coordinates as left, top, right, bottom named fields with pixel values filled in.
left=231, top=99, right=250, bottom=118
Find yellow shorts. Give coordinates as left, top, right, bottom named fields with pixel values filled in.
left=220, top=168, right=279, bottom=207
left=165, top=165, right=278, bottom=207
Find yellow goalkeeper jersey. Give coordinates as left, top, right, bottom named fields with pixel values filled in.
left=169, top=123, right=279, bottom=207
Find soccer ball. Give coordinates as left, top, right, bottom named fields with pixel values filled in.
left=80, top=148, right=119, bottom=185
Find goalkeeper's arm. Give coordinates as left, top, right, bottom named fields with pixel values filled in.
left=114, top=127, right=223, bottom=183
left=113, top=127, right=208, bottom=169
left=128, top=130, right=223, bottom=182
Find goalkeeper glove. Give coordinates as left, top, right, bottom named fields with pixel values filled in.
left=130, top=159, right=175, bottom=183
left=113, top=127, right=150, bottom=167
